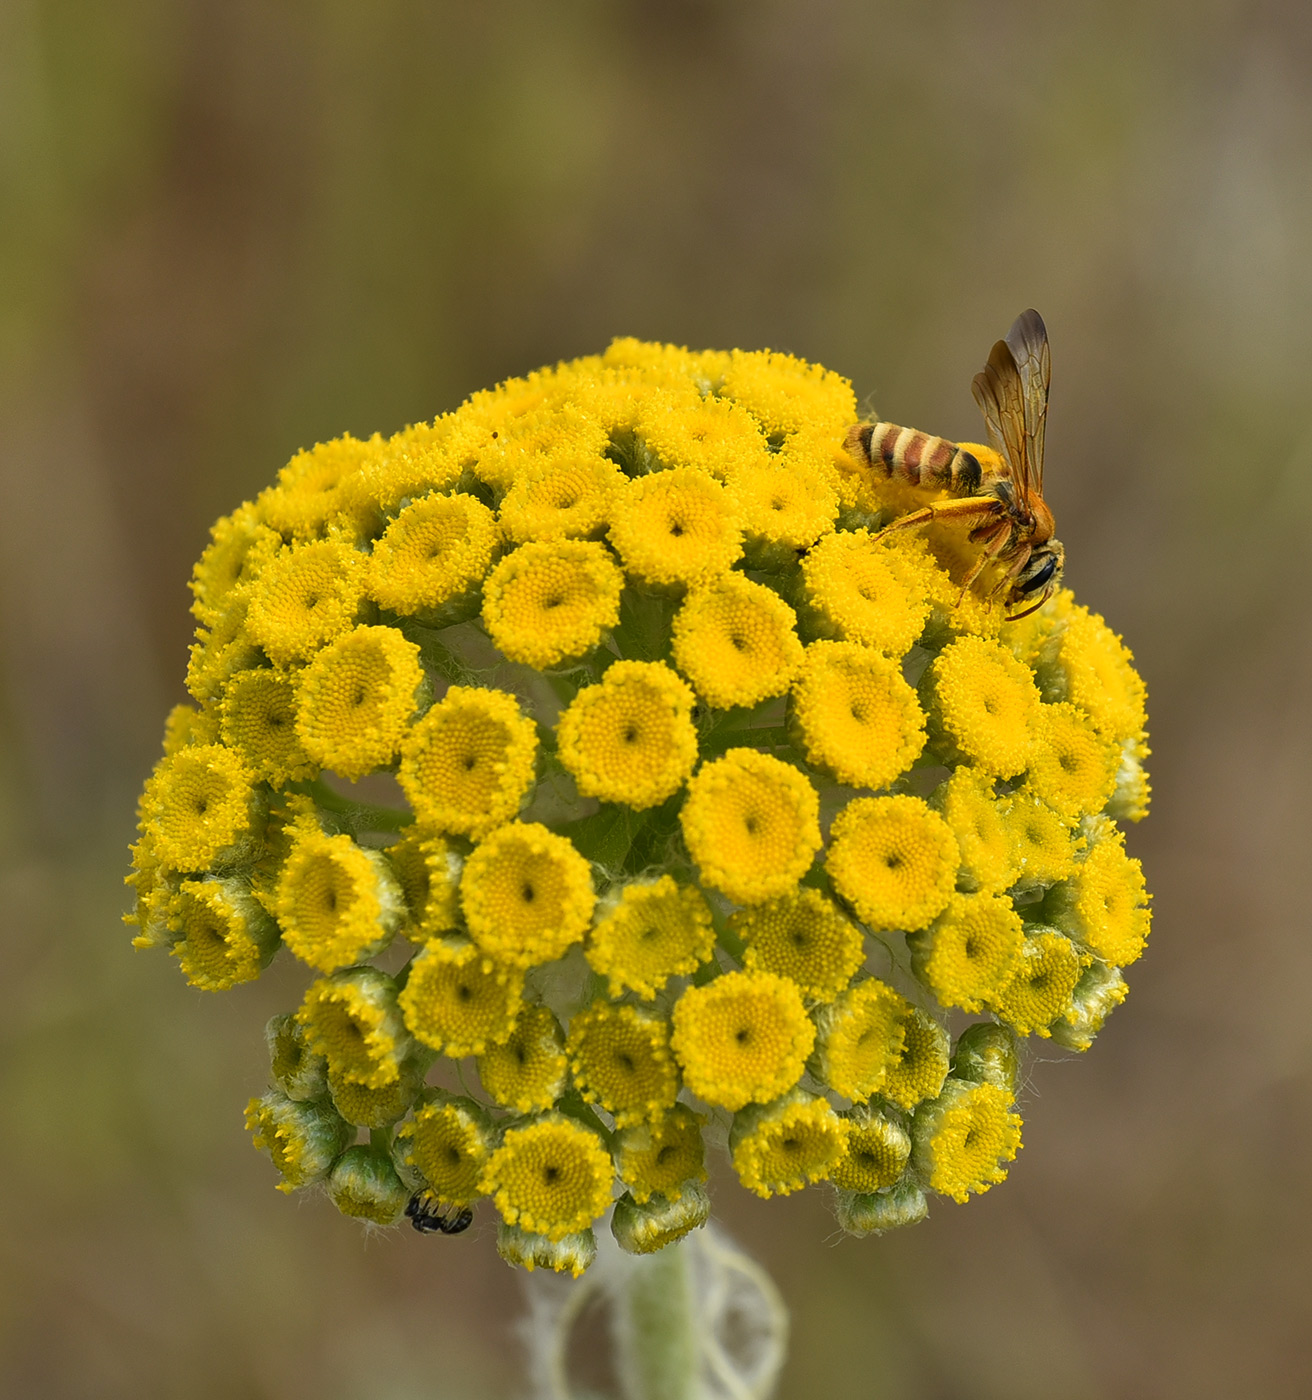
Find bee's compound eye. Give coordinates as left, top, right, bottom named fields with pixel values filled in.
left=1020, top=554, right=1058, bottom=595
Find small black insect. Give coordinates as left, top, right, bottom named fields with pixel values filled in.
left=406, top=1190, right=473, bottom=1236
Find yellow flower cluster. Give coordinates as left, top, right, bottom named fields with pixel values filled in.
left=128, top=337, right=1151, bottom=1272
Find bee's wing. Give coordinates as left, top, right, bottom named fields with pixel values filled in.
left=971, top=309, right=1049, bottom=496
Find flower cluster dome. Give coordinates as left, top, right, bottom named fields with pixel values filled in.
left=128, top=339, right=1150, bottom=1275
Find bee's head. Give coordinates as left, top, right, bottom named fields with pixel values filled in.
left=1005, top=540, right=1064, bottom=620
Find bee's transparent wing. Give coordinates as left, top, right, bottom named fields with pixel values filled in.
left=971, top=309, right=1049, bottom=496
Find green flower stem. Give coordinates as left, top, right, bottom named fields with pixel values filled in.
left=613, top=1242, right=699, bottom=1400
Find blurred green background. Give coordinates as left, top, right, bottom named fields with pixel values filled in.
left=3, top=2, right=1309, bottom=1396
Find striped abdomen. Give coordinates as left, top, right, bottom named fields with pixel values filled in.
left=844, top=422, right=984, bottom=496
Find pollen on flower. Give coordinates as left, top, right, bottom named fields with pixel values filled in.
left=798, top=530, right=929, bottom=656
left=912, top=1079, right=1022, bottom=1204
left=670, top=574, right=804, bottom=710
left=585, top=876, right=715, bottom=1000
left=608, top=468, right=743, bottom=588
left=730, top=1091, right=850, bottom=1199
left=908, top=893, right=1025, bottom=1014
left=826, top=795, right=958, bottom=933
left=460, top=823, right=595, bottom=968
left=925, top=635, right=1042, bottom=777
left=479, top=1114, right=614, bottom=1242
left=398, top=686, right=538, bottom=837
left=812, top=978, right=908, bottom=1101
left=566, top=1004, right=680, bottom=1127
left=398, top=937, right=524, bottom=1056
left=555, top=660, right=698, bottom=809
left=275, top=823, right=404, bottom=973
left=731, top=887, right=865, bottom=1002
left=671, top=970, right=814, bottom=1112
left=244, top=539, right=365, bottom=667
left=294, top=625, right=425, bottom=781
left=219, top=669, right=316, bottom=786
left=788, top=640, right=925, bottom=790
left=396, top=1096, right=493, bottom=1204
left=991, top=929, right=1087, bottom=1037
left=476, top=1003, right=568, bottom=1113
left=679, top=749, right=821, bottom=905
left=366, top=493, right=500, bottom=619
left=482, top=539, right=623, bottom=668
left=140, top=744, right=262, bottom=873
left=615, top=1103, right=707, bottom=1205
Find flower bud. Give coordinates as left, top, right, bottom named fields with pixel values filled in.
left=496, top=1222, right=597, bottom=1277
left=265, top=1012, right=329, bottom=1102
left=835, top=1180, right=928, bottom=1237
left=328, top=1144, right=411, bottom=1224
left=1049, top=960, right=1128, bottom=1052
left=245, top=1091, right=351, bottom=1192
left=612, top=1183, right=711, bottom=1255
left=951, top=1021, right=1020, bottom=1095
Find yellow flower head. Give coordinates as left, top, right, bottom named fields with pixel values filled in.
left=257, top=435, right=381, bottom=542
left=1002, top=792, right=1081, bottom=890
left=730, top=1091, right=850, bottom=1199
left=799, top=530, right=929, bottom=657
left=140, top=744, right=262, bottom=873
left=294, top=625, right=424, bottom=781
left=671, top=970, right=814, bottom=1111
left=219, top=668, right=316, bottom=787
left=731, top=886, right=865, bottom=1002
left=161, top=702, right=220, bottom=756
left=329, top=1060, right=424, bottom=1129
left=356, top=418, right=468, bottom=517
left=925, top=635, right=1042, bottom=777
left=366, top=492, right=500, bottom=620
left=614, top=1103, right=707, bottom=1205
left=275, top=822, right=404, bottom=973
left=1043, top=603, right=1148, bottom=745
left=296, top=967, right=410, bottom=1088
left=265, top=1011, right=329, bottom=1102
left=476, top=1003, right=568, bottom=1113
left=992, top=929, right=1087, bottom=1037
left=1048, top=833, right=1151, bottom=967
left=396, top=1095, right=494, bottom=1204
left=612, top=1184, right=711, bottom=1256
left=497, top=452, right=624, bottom=544
left=679, top=749, right=821, bottom=904
left=671, top=574, right=804, bottom=710
left=830, top=1103, right=912, bottom=1193
left=460, top=822, right=595, bottom=968
left=398, top=685, right=538, bottom=837
left=826, top=795, right=958, bottom=933
left=929, top=768, right=1013, bottom=894
left=482, top=539, right=623, bottom=668
left=386, top=825, right=460, bottom=939
left=245, top=1091, right=352, bottom=1193
left=608, top=468, right=743, bottom=588
left=480, top=1114, right=614, bottom=1241
left=1022, top=701, right=1120, bottom=820
left=190, top=503, right=280, bottom=625
left=556, top=660, right=698, bottom=808
left=398, top=938, right=524, bottom=1056
left=880, top=1005, right=951, bottom=1111
left=566, top=1004, right=680, bottom=1127
left=168, top=876, right=278, bottom=991
left=788, top=640, right=926, bottom=789
left=908, top=893, right=1025, bottom=1013
left=186, top=592, right=264, bottom=704
left=726, top=458, right=838, bottom=559
left=911, top=1079, right=1022, bottom=1204
left=813, top=978, right=908, bottom=1101
left=638, top=389, right=769, bottom=479
left=585, top=877, right=715, bottom=999
left=721, top=348, right=856, bottom=439
left=244, top=539, right=365, bottom=667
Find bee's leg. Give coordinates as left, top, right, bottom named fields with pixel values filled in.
left=875, top=496, right=1002, bottom=538
left=956, top=529, right=1014, bottom=602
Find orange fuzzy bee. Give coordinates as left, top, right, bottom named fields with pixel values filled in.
left=844, top=309, right=1063, bottom=620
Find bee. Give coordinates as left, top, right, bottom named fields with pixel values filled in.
left=405, top=1190, right=474, bottom=1236
left=843, top=309, right=1063, bottom=620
